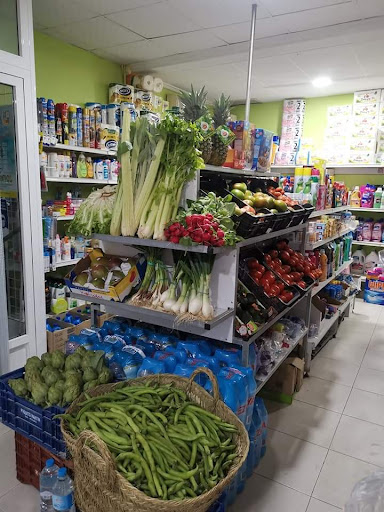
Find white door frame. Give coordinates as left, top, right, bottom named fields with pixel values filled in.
left=0, top=0, right=45, bottom=372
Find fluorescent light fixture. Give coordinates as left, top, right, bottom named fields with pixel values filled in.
left=312, top=76, right=332, bottom=88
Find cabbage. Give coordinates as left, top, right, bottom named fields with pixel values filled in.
left=25, top=356, right=44, bottom=372
left=41, top=353, right=52, bottom=367
left=51, top=350, right=65, bottom=370
left=97, top=367, right=112, bottom=385
left=83, top=367, right=98, bottom=383
left=47, top=386, right=63, bottom=407
left=65, top=353, right=82, bottom=371
left=8, top=378, right=28, bottom=398
left=31, top=382, right=48, bottom=406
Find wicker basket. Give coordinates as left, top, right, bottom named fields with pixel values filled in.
left=61, top=368, right=249, bottom=512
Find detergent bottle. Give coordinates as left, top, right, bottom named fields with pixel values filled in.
left=350, top=186, right=361, bottom=207
left=351, top=249, right=365, bottom=275
left=365, top=251, right=379, bottom=273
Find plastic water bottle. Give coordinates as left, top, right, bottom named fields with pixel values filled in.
left=52, top=467, right=75, bottom=512
left=254, top=397, right=268, bottom=458
left=40, top=459, right=59, bottom=512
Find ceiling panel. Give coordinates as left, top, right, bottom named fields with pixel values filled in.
left=107, top=1, right=202, bottom=38
left=354, top=41, right=384, bottom=77
left=168, top=0, right=271, bottom=29
left=356, top=0, right=384, bottom=17
left=146, top=31, right=227, bottom=55
left=259, top=0, right=351, bottom=16
left=42, top=17, right=142, bottom=50
left=32, top=0, right=98, bottom=28
left=94, top=40, right=177, bottom=63
left=74, top=0, right=162, bottom=15
left=210, top=17, right=290, bottom=44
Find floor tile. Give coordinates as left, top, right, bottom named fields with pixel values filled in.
left=0, top=431, right=18, bottom=498
left=307, top=497, right=341, bottom=511
left=0, top=484, right=39, bottom=512
left=0, top=422, right=10, bottom=437
left=344, top=388, right=384, bottom=427
left=231, top=474, right=310, bottom=512
left=361, top=347, right=384, bottom=372
left=313, top=450, right=380, bottom=509
left=331, top=415, right=384, bottom=466
left=267, top=400, right=340, bottom=448
left=256, top=429, right=327, bottom=495
left=310, top=356, right=360, bottom=386
left=295, top=376, right=351, bottom=413
left=319, top=340, right=367, bottom=365
left=367, top=329, right=384, bottom=350
left=354, top=367, right=384, bottom=396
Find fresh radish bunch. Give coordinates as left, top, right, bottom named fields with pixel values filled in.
left=165, top=213, right=226, bottom=247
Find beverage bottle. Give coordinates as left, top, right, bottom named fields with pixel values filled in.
left=254, top=397, right=268, bottom=458
left=319, top=249, right=328, bottom=281
left=40, top=459, right=59, bottom=512
left=52, top=467, right=75, bottom=512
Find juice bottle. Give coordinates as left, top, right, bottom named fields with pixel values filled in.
left=319, top=249, right=327, bottom=281
left=350, top=186, right=361, bottom=207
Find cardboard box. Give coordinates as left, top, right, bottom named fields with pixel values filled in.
left=54, top=312, right=91, bottom=335
left=310, top=295, right=326, bottom=328
left=65, top=248, right=144, bottom=302
left=46, top=318, right=75, bottom=353
left=264, top=356, right=305, bottom=396
left=68, top=306, right=113, bottom=328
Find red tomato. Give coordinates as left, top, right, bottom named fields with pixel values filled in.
left=297, top=280, right=306, bottom=288
left=280, top=250, right=290, bottom=262
left=274, top=258, right=282, bottom=266
left=260, top=276, right=272, bottom=287
left=285, top=277, right=293, bottom=285
left=281, top=265, right=291, bottom=273
left=269, top=260, right=277, bottom=269
left=291, top=272, right=302, bottom=282
left=259, top=265, right=266, bottom=275
left=304, top=264, right=312, bottom=274
left=295, top=262, right=304, bottom=272
left=253, top=277, right=260, bottom=286
left=277, top=281, right=285, bottom=293
left=289, top=256, right=299, bottom=267
left=263, top=283, right=271, bottom=295
left=296, top=252, right=304, bottom=260
left=308, top=272, right=317, bottom=280
left=275, top=270, right=283, bottom=279
left=264, top=254, right=272, bottom=264
left=276, top=240, right=287, bottom=250
left=269, top=249, right=279, bottom=259
left=287, top=248, right=294, bottom=255
left=281, top=290, right=294, bottom=303
left=264, top=271, right=275, bottom=282
left=251, top=270, right=263, bottom=281
left=247, top=259, right=259, bottom=270
left=269, top=284, right=280, bottom=297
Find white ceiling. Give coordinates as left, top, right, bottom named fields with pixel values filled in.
left=34, top=0, right=384, bottom=102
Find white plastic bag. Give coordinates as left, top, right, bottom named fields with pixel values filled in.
left=345, top=470, right=384, bottom=511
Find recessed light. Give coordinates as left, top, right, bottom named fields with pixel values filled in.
left=312, top=76, right=332, bottom=88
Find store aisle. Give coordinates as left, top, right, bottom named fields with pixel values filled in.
left=234, top=299, right=384, bottom=512
left=0, top=300, right=382, bottom=511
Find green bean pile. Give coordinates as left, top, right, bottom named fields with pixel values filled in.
left=61, top=383, right=238, bottom=501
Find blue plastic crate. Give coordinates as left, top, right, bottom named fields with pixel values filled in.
left=0, top=368, right=67, bottom=457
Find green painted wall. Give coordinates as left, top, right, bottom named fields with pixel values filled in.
left=34, top=31, right=123, bottom=106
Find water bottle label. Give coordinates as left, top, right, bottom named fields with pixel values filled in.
left=52, top=493, right=73, bottom=510
left=40, top=491, right=52, bottom=500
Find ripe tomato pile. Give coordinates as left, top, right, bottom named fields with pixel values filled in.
left=247, top=259, right=295, bottom=303
left=270, top=240, right=322, bottom=282
left=165, top=214, right=226, bottom=247
left=267, top=186, right=298, bottom=207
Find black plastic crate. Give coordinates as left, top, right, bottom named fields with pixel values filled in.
left=287, top=204, right=307, bottom=227
left=0, top=368, right=67, bottom=458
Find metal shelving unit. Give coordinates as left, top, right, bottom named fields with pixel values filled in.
left=352, top=240, right=384, bottom=248
left=203, top=164, right=281, bottom=178
left=309, top=205, right=348, bottom=217
left=55, top=215, right=74, bottom=221
left=47, top=177, right=117, bottom=185
left=305, top=227, right=352, bottom=250
left=43, top=143, right=116, bottom=157
left=45, top=258, right=80, bottom=273
left=311, top=259, right=353, bottom=297
left=349, top=207, right=384, bottom=213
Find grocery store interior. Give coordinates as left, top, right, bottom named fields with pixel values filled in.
left=1, top=0, right=384, bottom=511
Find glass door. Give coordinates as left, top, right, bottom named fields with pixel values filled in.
left=0, top=74, right=36, bottom=374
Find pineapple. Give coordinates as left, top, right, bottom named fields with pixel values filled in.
left=180, top=85, right=212, bottom=163
left=209, top=94, right=232, bottom=167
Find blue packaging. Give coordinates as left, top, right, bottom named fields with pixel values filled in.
left=164, top=347, right=187, bottom=364
left=130, top=327, right=148, bottom=343
left=174, top=363, right=208, bottom=386
left=153, top=351, right=177, bottom=373
left=103, top=335, right=126, bottom=351
left=137, top=357, right=165, bottom=377
left=215, top=348, right=241, bottom=368
left=111, top=346, right=144, bottom=380
left=79, top=328, right=102, bottom=346
left=228, top=364, right=256, bottom=431
left=177, top=341, right=200, bottom=358
left=103, top=320, right=125, bottom=335
left=136, top=339, right=156, bottom=358
left=187, top=338, right=212, bottom=355
left=66, top=334, right=92, bottom=354
left=254, top=397, right=268, bottom=458
left=193, top=352, right=220, bottom=375
left=148, top=333, right=175, bottom=351
left=98, top=342, right=115, bottom=364
left=76, top=107, right=83, bottom=146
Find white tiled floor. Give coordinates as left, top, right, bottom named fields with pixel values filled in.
left=236, top=299, right=384, bottom=511
left=0, top=299, right=383, bottom=511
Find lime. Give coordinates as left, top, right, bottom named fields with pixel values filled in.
left=231, top=189, right=245, bottom=200
left=232, top=182, right=247, bottom=193
left=274, top=199, right=288, bottom=212
left=244, top=190, right=254, bottom=200
left=265, top=196, right=275, bottom=209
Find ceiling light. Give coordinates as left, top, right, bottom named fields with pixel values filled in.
left=312, top=76, right=332, bottom=88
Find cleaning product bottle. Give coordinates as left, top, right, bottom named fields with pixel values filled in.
left=362, top=219, right=373, bottom=241
left=76, top=153, right=87, bottom=178
left=86, top=156, right=93, bottom=178
left=55, top=234, right=61, bottom=263
left=372, top=221, right=382, bottom=242
left=62, top=236, right=70, bottom=261
left=350, top=186, right=361, bottom=208
left=365, top=250, right=379, bottom=272
left=320, top=249, right=328, bottom=281
left=334, top=240, right=340, bottom=271
left=374, top=187, right=383, bottom=209
left=381, top=190, right=384, bottom=209
left=351, top=249, right=365, bottom=275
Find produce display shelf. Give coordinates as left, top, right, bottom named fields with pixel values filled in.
left=93, top=233, right=227, bottom=254
left=255, top=328, right=308, bottom=394
left=233, top=292, right=310, bottom=346
left=46, top=177, right=117, bottom=185
left=69, top=293, right=234, bottom=333
left=309, top=294, right=354, bottom=349
left=304, top=228, right=352, bottom=250
left=236, top=222, right=308, bottom=248
left=311, top=259, right=353, bottom=297
left=309, top=205, right=348, bottom=218
left=202, top=164, right=281, bottom=178
left=352, top=240, right=384, bottom=248
left=45, top=258, right=80, bottom=272
left=348, top=207, right=384, bottom=213
left=55, top=215, right=74, bottom=221
left=43, top=143, right=116, bottom=157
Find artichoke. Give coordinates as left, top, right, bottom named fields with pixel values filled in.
left=83, top=367, right=98, bottom=383
left=25, top=368, right=43, bottom=392
left=62, top=385, right=81, bottom=406
left=51, top=350, right=65, bottom=370
left=25, top=356, right=44, bottom=372
left=41, top=367, right=60, bottom=387
left=76, top=346, right=87, bottom=357
left=97, top=367, right=112, bottom=385
left=8, top=378, right=28, bottom=398
left=65, top=353, right=82, bottom=371
left=65, top=371, right=83, bottom=388
left=55, top=379, right=66, bottom=392
left=41, top=352, right=52, bottom=367
left=83, top=379, right=98, bottom=392
left=31, top=382, right=48, bottom=406
left=47, top=385, right=63, bottom=407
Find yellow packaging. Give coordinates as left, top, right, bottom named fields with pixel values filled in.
left=153, top=95, right=163, bottom=113
left=109, top=83, right=134, bottom=104
left=100, top=124, right=119, bottom=152
left=135, top=91, right=154, bottom=111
